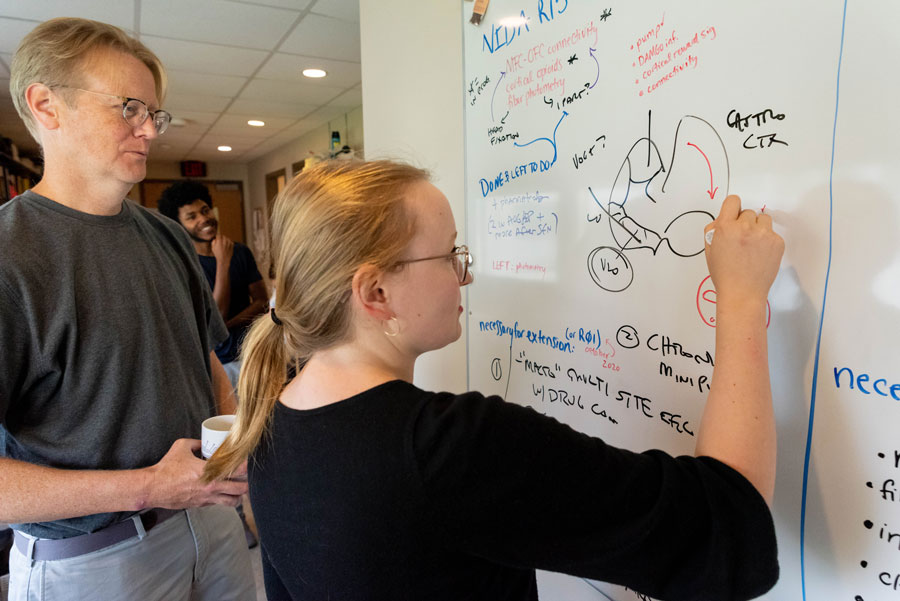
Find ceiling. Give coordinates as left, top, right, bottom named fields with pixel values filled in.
left=0, top=0, right=361, bottom=164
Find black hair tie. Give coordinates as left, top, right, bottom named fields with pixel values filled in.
left=270, top=308, right=283, bottom=326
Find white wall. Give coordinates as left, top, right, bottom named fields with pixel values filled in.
left=243, top=107, right=364, bottom=280
left=359, top=0, right=467, bottom=393
left=246, top=106, right=365, bottom=219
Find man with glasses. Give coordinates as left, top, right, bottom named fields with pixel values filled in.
left=1, top=17, right=254, bottom=600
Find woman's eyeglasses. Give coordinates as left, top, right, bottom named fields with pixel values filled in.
left=396, top=245, right=473, bottom=283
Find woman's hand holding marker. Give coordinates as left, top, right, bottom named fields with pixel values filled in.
left=704, top=195, right=784, bottom=307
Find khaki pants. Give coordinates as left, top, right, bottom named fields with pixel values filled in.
left=9, top=506, right=255, bottom=601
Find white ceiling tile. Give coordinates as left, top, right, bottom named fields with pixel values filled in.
left=0, top=18, right=40, bottom=54
left=0, top=1, right=364, bottom=167
left=206, top=123, right=279, bottom=139
left=196, top=134, right=262, bottom=153
left=269, top=129, right=308, bottom=144
left=302, top=104, right=351, bottom=128
left=242, top=136, right=295, bottom=159
left=188, top=148, right=244, bottom=162
left=142, top=36, right=268, bottom=77
left=279, top=118, right=320, bottom=135
left=240, top=148, right=271, bottom=162
left=160, top=146, right=201, bottom=159
left=201, top=133, right=267, bottom=145
left=279, top=14, right=360, bottom=61
left=0, top=2, right=133, bottom=29
left=311, top=0, right=359, bottom=23
left=241, top=78, right=344, bottom=105
left=162, top=118, right=210, bottom=135
left=168, top=110, right=222, bottom=126
left=166, top=125, right=212, bottom=139
left=164, top=92, right=232, bottom=112
left=209, top=113, right=298, bottom=133
left=229, top=0, right=312, bottom=10
left=228, top=98, right=318, bottom=119
left=153, top=130, right=204, bottom=148
left=141, top=0, right=299, bottom=50
left=167, top=70, right=247, bottom=97
left=256, top=53, right=360, bottom=87
left=328, top=87, right=361, bottom=108
left=245, top=138, right=284, bottom=154
left=217, top=113, right=292, bottom=129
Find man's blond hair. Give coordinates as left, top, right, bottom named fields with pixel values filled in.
left=10, top=17, right=167, bottom=144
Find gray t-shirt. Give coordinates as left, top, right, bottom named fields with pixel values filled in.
left=0, top=191, right=228, bottom=539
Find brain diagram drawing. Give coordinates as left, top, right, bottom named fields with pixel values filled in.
left=586, top=114, right=730, bottom=295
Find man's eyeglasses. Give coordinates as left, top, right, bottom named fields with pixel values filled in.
left=55, top=86, right=172, bottom=135
left=396, top=245, right=473, bottom=284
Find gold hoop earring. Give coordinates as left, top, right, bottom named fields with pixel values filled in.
left=383, top=316, right=400, bottom=337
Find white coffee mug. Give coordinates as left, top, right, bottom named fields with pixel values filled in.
left=201, top=414, right=236, bottom=459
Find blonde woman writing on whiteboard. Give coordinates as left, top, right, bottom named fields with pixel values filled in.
left=203, top=160, right=784, bottom=601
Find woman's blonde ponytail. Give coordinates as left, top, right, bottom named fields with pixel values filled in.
left=200, top=159, right=429, bottom=483
left=201, top=315, right=287, bottom=483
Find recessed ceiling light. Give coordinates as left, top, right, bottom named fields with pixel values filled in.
left=159, top=143, right=172, bottom=150
left=217, top=145, right=232, bottom=152
left=302, top=68, right=327, bottom=78
left=247, top=120, right=265, bottom=127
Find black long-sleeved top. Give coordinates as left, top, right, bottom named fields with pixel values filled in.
left=249, top=380, right=778, bottom=601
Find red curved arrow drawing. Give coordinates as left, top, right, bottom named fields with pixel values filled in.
left=687, top=142, right=718, bottom=199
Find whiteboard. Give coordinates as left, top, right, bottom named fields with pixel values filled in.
left=462, top=2, right=900, bottom=600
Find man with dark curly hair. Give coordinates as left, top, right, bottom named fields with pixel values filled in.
left=158, top=180, right=268, bottom=390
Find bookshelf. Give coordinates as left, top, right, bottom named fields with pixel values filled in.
left=0, top=150, right=41, bottom=206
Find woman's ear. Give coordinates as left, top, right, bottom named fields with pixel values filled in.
left=351, top=263, right=394, bottom=321
left=25, top=83, right=62, bottom=133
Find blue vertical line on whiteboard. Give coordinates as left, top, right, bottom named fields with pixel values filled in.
left=800, top=1, right=847, bottom=599
left=461, top=7, right=471, bottom=393
left=580, top=578, right=618, bottom=601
